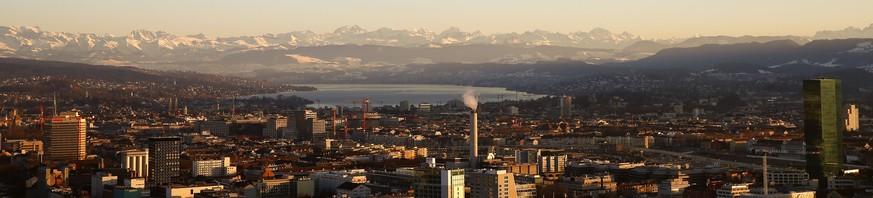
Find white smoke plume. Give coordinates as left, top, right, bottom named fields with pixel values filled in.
left=463, top=87, right=478, bottom=111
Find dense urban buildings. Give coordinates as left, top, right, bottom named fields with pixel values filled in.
left=1, top=61, right=872, bottom=198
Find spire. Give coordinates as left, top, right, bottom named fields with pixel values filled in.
left=53, top=93, right=58, bottom=116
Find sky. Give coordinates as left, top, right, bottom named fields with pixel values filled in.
left=2, top=1, right=872, bottom=39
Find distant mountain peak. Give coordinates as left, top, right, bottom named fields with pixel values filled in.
left=7, top=24, right=866, bottom=69
left=440, top=26, right=465, bottom=34
left=19, top=26, right=42, bottom=33
left=334, top=25, right=367, bottom=35
left=589, top=27, right=611, bottom=34
left=814, top=23, right=873, bottom=40
left=129, top=29, right=159, bottom=40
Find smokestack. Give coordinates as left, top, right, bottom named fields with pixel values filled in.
left=463, top=87, right=479, bottom=169
left=471, top=109, right=478, bottom=169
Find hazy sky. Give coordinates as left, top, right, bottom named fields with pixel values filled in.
left=2, top=0, right=872, bottom=39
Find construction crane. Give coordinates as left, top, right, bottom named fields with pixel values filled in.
left=344, top=98, right=371, bottom=130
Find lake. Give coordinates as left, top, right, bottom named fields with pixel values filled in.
left=250, top=84, right=547, bottom=107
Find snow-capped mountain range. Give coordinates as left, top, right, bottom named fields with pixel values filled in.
left=2, top=24, right=872, bottom=72
left=0, top=25, right=642, bottom=64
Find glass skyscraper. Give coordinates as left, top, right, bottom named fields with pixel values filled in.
left=803, top=79, right=844, bottom=188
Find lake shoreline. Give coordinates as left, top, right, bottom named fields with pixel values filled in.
left=248, top=84, right=548, bottom=107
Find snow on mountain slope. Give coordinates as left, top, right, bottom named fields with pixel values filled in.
left=847, top=41, right=873, bottom=53
left=768, top=59, right=842, bottom=68
left=0, top=25, right=644, bottom=65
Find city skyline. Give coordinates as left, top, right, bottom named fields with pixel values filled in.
left=1, top=1, right=872, bottom=197
left=2, top=1, right=873, bottom=39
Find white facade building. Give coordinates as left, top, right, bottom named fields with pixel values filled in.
left=441, top=169, right=465, bottom=198
left=846, top=104, right=860, bottom=132
left=120, top=149, right=149, bottom=178
left=165, top=184, right=223, bottom=198
left=192, top=157, right=237, bottom=177
left=311, top=169, right=368, bottom=195
left=717, top=183, right=751, bottom=198
left=658, top=176, right=690, bottom=197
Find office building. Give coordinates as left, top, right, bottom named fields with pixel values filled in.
left=515, top=149, right=540, bottom=164
left=3, top=139, right=43, bottom=153
left=336, top=182, right=371, bottom=198
left=311, top=169, right=368, bottom=195
left=112, top=188, right=142, bottom=198
left=506, top=106, right=519, bottom=115
left=264, top=116, right=287, bottom=138
left=289, top=110, right=326, bottom=141
left=715, top=183, right=750, bottom=198
left=414, top=168, right=465, bottom=198
left=803, top=79, right=844, bottom=187
left=310, top=119, right=327, bottom=141
left=125, top=178, right=146, bottom=189
left=506, top=164, right=539, bottom=176
left=164, top=184, right=223, bottom=198
left=419, top=102, right=432, bottom=112
left=257, top=176, right=292, bottom=198
left=192, top=157, right=237, bottom=177
left=845, top=104, right=859, bottom=132
left=120, top=149, right=149, bottom=178
left=295, top=119, right=327, bottom=141
left=400, top=100, right=411, bottom=112
left=539, top=155, right=567, bottom=173
left=559, top=174, right=618, bottom=197
left=560, top=95, right=573, bottom=117
left=658, top=175, right=690, bottom=198
left=516, top=184, right=537, bottom=198
left=198, top=120, right=230, bottom=137
left=289, top=110, right=317, bottom=122
left=767, top=171, right=810, bottom=186
left=469, top=169, right=517, bottom=198
left=91, top=172, right=118, bottom=198
left=290, top=177, right=315, bottom=198
left=148, top=136, right=181, bottom=188
left=45, top=111, right=87, bottom=161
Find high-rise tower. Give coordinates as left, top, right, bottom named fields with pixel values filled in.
left=147, top=137, right=181, bottom=188
left=803, top=79, right=844, bottom=188
left=845, top=104, right=860, bottom=132
left=560, top=95, right=573, bottom=118
left=45, top=111, right=87, bottom=161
